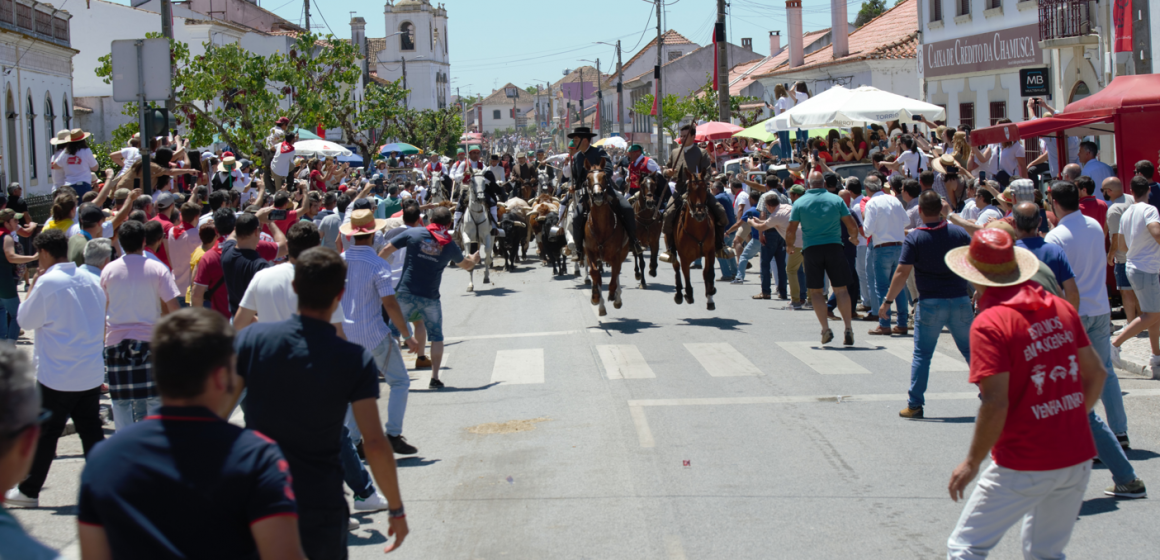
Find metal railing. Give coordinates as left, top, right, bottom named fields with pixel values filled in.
left=1039, top=0, right=1093, bottom=42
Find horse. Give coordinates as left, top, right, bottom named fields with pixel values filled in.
left=460, top=172, right=494, bottom=292
left=631, top=176, right=663, bottom=288
left=583, top=162, right=631, bottom=316
left=671, top=169, right=717, bottom=310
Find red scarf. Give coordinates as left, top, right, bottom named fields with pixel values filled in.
left=279, top=141, right=295, bottom=154
left=171, top=221, right=197, bottom=239
left=426, top=223, right=452, bottom=246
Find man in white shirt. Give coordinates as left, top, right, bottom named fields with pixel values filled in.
left=1078, top=141, right=1115, bottom=199
left=6, top=229, right=106, bottom=508
left=1046, top=179, right=1145, bottom=497
left=731, top=182, right=751, bottom=217
left=862, top=177, right=911, bottom=335
left=269, top=131, right=298, bottom=191
left=487, top=154, right=506, bottom=184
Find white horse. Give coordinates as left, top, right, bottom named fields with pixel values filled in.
left=561, top=195, right=589, bottom=283
left=460, top=173, right=493, bottom=292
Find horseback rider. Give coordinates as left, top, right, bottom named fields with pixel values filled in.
left=452, top=147, right=505, bottom=235
left=566, top=126, right=642, bottom=255
left=513, top=152, right=536, bottom=183
left=625, top=144, right=661, bottom=200
left=423, top=151, right=452, bottom=202
left=660, top=124, right=735, bottom=262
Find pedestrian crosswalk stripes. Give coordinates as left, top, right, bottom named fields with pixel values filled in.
left=596, top=345, right=657, bottom=380
left=876, top=338, right=969, bottom=371
left=775, top=341, right=872, bottom=374
left=491, top=349, right=545, bottom=385
left=682, top=343, right=762, bottom=377
left=406, top=351, right=449, bottom=390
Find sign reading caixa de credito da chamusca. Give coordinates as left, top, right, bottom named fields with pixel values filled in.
left=923, top=24, right=1043, bottom=79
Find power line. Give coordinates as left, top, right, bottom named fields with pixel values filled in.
left=314, top=1, right=336, bottom=36
left=624, top=4, right=654, bottom=54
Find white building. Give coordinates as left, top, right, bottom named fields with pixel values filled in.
left=373, top=0, right=450, bottom=111
left=0, top=0, right=75, bottom=196
left=477, top=84, right=533, bottom=134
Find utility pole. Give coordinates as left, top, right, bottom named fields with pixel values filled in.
left=304, top=0, right=310, bottom=33
left=595, top=57, right=601, bottom=134
left=160, top=0, right=174, bottom=116
left=616, top=39, right=625, bottom=137
left=655, top=0, right=664, bottom=164
left=716, top=0, right=731, bottom=123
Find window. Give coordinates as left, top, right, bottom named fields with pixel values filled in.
left=44, top=95, right=54, bottom=161
left=62, top=96, right=70, bottom=129
left=26, top=93, right=35, bottom=179
left=987, top=0, right=1001, bottom=8
left=667, top=50, right=682, bottom=62
left=493, top=109, right=501, bottom=120
left=429, top=22, right=433, bottom=51
left=958, top=102, right=974, bottom=129
left=930, top=0, right=942, bottom=21
left=989, top=101, right=1006, bottom=125
left=443, top=27, right=448, bottom=54
left=958, top=0, right=970, bottom=16
left=5, top=89, right=16, bottom=184
left=399, top=22, right=414, bottom=51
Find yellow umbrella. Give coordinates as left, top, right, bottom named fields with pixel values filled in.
left=733, top=119, right=777, bottom=142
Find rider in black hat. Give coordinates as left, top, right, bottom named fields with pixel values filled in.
left=660, top=123, right=734, bottom=262
left=567, top=127, right=641, bottom=254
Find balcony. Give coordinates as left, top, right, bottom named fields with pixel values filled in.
left=0, top=0, right=71, bottom=49
left=1038, top=0, right=1097, bottom=48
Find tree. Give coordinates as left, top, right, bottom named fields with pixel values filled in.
left=95, top=32, right=363, bottom=184
left=855, top=0, right=887, bottom=27
left=630, top=93, right=693, bottom=152
left=524, top=85, right=538, bottom=95
left=687, top=73, right=763, bottom=127
left=385, top=107, right=464, bottom=156
left=330, top=79, right=409, bottom=166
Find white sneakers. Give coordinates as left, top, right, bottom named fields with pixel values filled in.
left=353, top=490, right=389, bottom=512
left=4, top=487, right=37, bottom=508
left=349, top=517, right=359, bottom=531
left=1111, top=345, right=1123, bottom=368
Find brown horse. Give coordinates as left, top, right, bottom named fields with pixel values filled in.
left=631, top=176, right=663, bottom=288
left=672, top=169, right=717, bottom=310
left=583, top=161, right=631, bottom=316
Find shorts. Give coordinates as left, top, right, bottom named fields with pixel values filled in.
left=396, top=291, right=444, bottom=342
left=1114, top=263, right=1131, bottom=290
left=1126, top=267, right=1160, bottom=313
left=802, top=243, right=852, bottom=290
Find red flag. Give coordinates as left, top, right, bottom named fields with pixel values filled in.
left=595, top=102, right=601, bottom=132
left=316, top=123, right=324, bottom=137
left=650, top=82, right=658, bottom=117
left=1113, top=0, right=1132, bottom=53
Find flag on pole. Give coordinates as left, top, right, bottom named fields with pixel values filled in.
left=650, top=65, right=660, bottom=117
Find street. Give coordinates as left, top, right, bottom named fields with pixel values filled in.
left=12, top=258, right=1160, bottom=559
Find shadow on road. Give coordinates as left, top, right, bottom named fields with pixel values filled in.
left=910, top=417, right=975, bottom=424
left=679, top=317, right=750, bottom=330
left=396, top=456, right=441, bottom=468
left=413, top=382, right=500, bottom=393
left=593, top=317, right=660, bottom=335
left=1079, top=497, right=1121, bottom=516
left=346, top=527, right=388, bottom=545
left=471, top=287, right=515, bottom=297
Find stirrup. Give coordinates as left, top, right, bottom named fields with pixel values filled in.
left=716, top=247, right=735, bottom=259
left=658, top=251, right=674, bottom=263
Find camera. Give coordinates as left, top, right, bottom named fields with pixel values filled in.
left=269, top=209, right=288, bottom=221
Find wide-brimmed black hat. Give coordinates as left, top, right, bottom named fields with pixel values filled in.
left=567, top=126, right=597, bottom=139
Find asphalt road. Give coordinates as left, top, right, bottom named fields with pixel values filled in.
left=11, top=254, right=1160, bottom=559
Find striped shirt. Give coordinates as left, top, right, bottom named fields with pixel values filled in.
left=340, top=245, right=395, bottom=351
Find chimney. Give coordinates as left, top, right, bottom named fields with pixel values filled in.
left=786, top=0, right=803, bottom=68
left=350, top=17, right=367, bottom=84
left=830, top=0, right=848, bottom=59
left=769, top=30, right=782, bottom=58
left=742, top=38, right=753, bottom=50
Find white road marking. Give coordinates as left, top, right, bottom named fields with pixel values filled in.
left=408, top=352, right=449, bottom=390
left=683, top=342, right=761, bottom=377
left=60, top=542, right=80, bottom=560
left=664, top=535, right=688, bottom=560
left=597, top=345, right=656, bottom=379
left=629, top=405, right=655, bottom=448
left=776, top=341, right=872, bottom=374
left=445, top=330, right=581, bottom=341
left=491, top=349, right=545, bottom=385
left=877, top=337, right=968, bottom=371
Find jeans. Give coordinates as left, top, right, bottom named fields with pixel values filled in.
left=735, top=237, right=761, bottom=282
left=863, top=245, right=878, bottom=312
left=369, top=336, right=409, bottom=437
left=947, top=461, right=1090, bottom=560
left=0, top=296, right=19, bottom=341
left=795, top=129, right=809, bottom=148
left=112, top=396, right=161, bottom=432
left=65, top=182, right=92, bottom=197
left=717, top=232, right=737, bottom=278
left=872, top=244, right=909, bottom=328
left=18, top=384, right=105, bottom=498
left=776, top=131, right=792, bottom=159
left=1080, top=314, right=1127, bottom=435
left=856, top=244, right=869, bottom=306
left=908, top=297, right=973, bottom=407
left=340, top=419, right=373, bottom=500
left=760, top=229, right=787, bottom=297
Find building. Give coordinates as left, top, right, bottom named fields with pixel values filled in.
left=478, top=84, right=534, bottom=134
left=754, top=0, right=917, bottom=108
left=726, top=25, right=855, bottom=119
left=598, top=30, right=702, bottom=134
left=371, top=0, right=450, bottom=111
left=0, top=0, right=75, bottom=196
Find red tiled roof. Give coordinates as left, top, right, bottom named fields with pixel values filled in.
left=725, top=29, right=830, bottom=97
left=752, top=0, right=917, bottom=80
left=615, top=29, right=696, bottom=80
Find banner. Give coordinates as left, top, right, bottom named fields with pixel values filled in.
left=1113, top=0, right=1132, bottom=53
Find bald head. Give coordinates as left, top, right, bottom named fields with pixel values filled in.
left=1102, top=176, right=1123, bottom=200
left=807, top=171, right=824, bottom=189
left=1062, top=163, right=1082, bottom=181
left=1012, top=201, right=1041, bottom=237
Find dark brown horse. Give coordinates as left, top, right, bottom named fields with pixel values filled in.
left=672, top=169, right=717, bottom=310
left=631, top=176, right=663, bottom=288
left=583, top=161, right=631, bottom=316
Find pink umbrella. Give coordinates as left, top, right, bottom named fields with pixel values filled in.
left=695, top=121, right=743, bottom=141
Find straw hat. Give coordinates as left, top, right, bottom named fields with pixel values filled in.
left=217, top=151, right=237, bottom=172
left=49, top=129, right=71, bottom=146
left=945, top=228, right=1039, bottom=287
left=338, top=209, right=388, bottom=236
left=998, top=187, right=1017, bottom=205
left=62, top=128, right=91, bottom=143
left=931, top=154, right=957, bottom=174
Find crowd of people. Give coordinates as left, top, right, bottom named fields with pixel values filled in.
left=0, top=107, right=1157, bottom=558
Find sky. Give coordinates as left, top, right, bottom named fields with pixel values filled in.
left=110, top=0, right=864, bottom=101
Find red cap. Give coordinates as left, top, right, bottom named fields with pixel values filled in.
left=967, top=228, right=1017, bottom=275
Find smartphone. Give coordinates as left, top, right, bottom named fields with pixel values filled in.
left=269, top=209, right=288, bottom=221
left=979, top=171, right=987, bottom=181
left=912, top=115, right=924, bottom=122
left=945, top=164, right=958, bottom=174
left=811, top=149, right=819, bottom=159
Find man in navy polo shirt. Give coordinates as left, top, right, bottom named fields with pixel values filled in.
left=877, top=191, right=973, bottom=418
left=77, top=308, right=304, bottom=560
left=235, top=247, right=409, bottom=558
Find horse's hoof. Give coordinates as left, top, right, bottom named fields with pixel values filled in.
left=598, top=307, right=607, bottom=317
left=674, top=294, right=683, bottom=305
left=584, top=278, right=591, bottom=286
left=483, top=278, right=490, bottom=284
left=685, top=295, right=694, bottom=304
left=635, top=271, right=642, bottom=280
left=613, top=299, right=622, bottom=309
left=639, top=283, right=647, bottom=289
left=707, top=301, right=716, bottom=311
left=467, top=285, right=474, bottom=292
left=649, top=269, right=657, bottom=278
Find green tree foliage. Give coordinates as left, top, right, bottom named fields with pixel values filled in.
left=630, top=93, right=693, bottom=152
left=855, top=0, right=888, bottom=27
left=331, top=79, right=409, bottom=165
left=385, top=107, right=464, bottom=157
left=687, top=73, right=763, bottom=127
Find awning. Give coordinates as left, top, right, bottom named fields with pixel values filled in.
left=970, top=115, right=1115, bottom=146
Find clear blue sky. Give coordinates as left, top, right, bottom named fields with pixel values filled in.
left=111, top=0, right=861, bottom=100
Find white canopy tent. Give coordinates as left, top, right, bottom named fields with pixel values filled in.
left=764, top=86, right=946, bottom=133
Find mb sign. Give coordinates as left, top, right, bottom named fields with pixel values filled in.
left=1020, top=67, right=1049, bottom=97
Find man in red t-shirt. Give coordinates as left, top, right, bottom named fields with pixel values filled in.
left=191, top=208, right=237, bottom=318
left=944, top=228, right=1107, bottom=559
